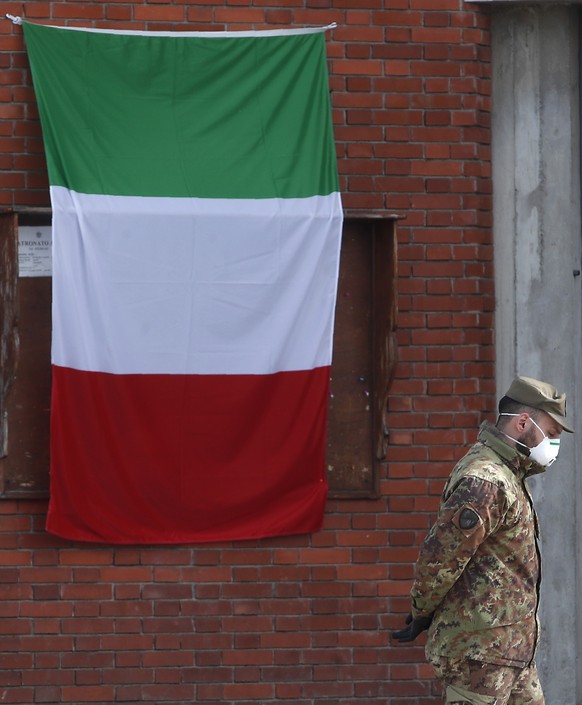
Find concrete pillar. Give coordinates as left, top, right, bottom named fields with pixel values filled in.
left=492, top=7, right=582, bottom=704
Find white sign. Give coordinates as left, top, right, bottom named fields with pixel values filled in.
left=18, top=225, right=52, bottom=277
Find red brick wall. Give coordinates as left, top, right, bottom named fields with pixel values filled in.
left=0, top=2, right=494, bottom=703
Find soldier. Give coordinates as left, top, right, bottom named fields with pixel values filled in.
left=392, top=376, right=573, bottom=705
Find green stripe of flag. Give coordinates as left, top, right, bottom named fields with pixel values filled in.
left=23, top=22, right=339, bottom=200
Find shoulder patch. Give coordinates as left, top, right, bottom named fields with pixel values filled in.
left=451, top=503, right=484, bottom=537
left=459, top=508, right=480, bottom=530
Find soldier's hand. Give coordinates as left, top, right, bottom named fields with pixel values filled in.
left=391, top=612, right=433, bottom=643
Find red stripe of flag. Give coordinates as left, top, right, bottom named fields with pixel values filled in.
left=47, top=366, right=330, bottom=543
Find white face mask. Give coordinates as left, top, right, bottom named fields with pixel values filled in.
left=499, top=413, right=561, bottom=467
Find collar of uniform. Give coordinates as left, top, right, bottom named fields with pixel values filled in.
left=477, top=420, right=544, bottom=477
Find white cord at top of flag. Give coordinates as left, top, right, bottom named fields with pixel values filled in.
left=4, top=15, right=336, bottom=36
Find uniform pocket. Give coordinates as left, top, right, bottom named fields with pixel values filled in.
left=445, top=684, right=498, bottom=705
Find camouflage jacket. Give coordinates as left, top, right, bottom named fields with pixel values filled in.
left=410, top=421, right=545, bottom=668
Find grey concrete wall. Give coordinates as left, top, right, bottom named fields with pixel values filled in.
left=491, top=7, right=582, bottom=704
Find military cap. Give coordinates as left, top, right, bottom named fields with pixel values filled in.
left=505, top=375, right=574, bottom=433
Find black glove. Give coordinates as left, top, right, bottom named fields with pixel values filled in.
left=392, top=612, right=433, bottom=643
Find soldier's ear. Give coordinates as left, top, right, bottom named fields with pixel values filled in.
left=515, top=412, right=531, bottom=432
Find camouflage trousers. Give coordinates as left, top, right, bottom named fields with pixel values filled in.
left=428, top=656, right=545, bottom=705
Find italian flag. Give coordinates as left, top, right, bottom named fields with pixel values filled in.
left=23, top=21, right=343, bottom=543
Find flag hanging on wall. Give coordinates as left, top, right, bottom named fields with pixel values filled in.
left=23, top=21, right=343, bottom=543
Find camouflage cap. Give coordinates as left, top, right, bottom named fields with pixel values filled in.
left=505, top=375, right=574, bottom=433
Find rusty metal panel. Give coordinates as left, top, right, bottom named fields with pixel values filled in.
left=326, top=217, right=398, bottom=497
left=0, top=213, right=397, bottom=500
left=0, top=212, right=19, bottom=460
left=0, top=211, right=51, bottom=497
left=373, top=218, right=398, bottom=462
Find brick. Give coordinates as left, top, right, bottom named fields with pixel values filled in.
left=132, top=5, right=185, bottom=22
left=223, top=683, right=274, bottom=700
left=52, top=5, right=105, bottom=19
left=141, top=684, right=195, bottom=701
left=334, top=26, right=384, bottom=42
left=334, top=59, right=383, bottom=76
left=106, top=5, right=132, bottom=21
left=346, top=76, right=372, bottom=91
left=412, top=27, right=461, bottom=43
left=214, top=8, right=266, bottom=23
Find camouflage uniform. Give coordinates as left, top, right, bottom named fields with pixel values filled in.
left=410, top=421, right=546, bottom=703
left=430, top=657, right=544, bottom=705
